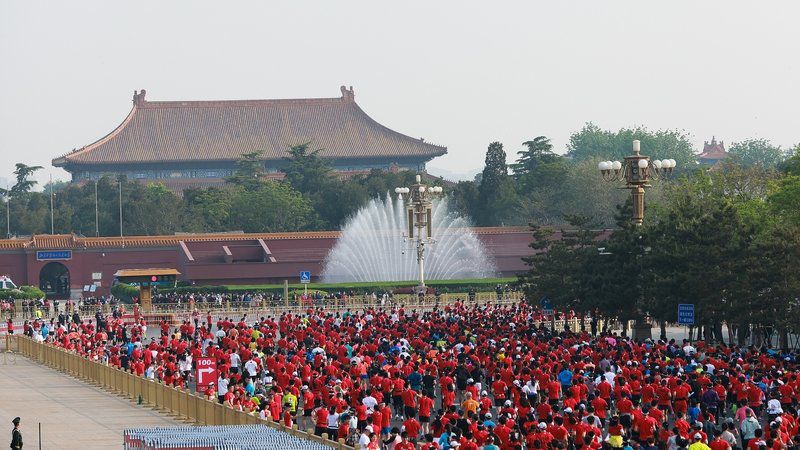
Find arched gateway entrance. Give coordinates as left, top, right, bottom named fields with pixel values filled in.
left=39, top=262, right=70, bottom=298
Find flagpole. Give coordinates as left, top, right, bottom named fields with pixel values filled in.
left=95, top=180, right=99, bottom=237
left=50, top=174, right=54, bottom=234
left=5, top=184, right=9, bottom=239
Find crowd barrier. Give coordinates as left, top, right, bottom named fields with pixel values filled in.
left=14, top=336, right=351, bottom=450
left=148, top=291, right=524, bottom=316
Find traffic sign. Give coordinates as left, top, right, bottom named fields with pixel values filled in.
left=195, top=357, right=217, bottom=393
left=677, top=304, right=695, bottom=325
left=300, top=271, right=311, bottom=284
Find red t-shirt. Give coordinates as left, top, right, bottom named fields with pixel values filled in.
left=419, top=396, right=434, bottom=417
left=710, top=438, right=730, bottom=450
left=403, top=418, right=421, bottom=438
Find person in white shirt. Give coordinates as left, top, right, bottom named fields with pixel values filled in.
left=362, top=392, right=378, bottom=411
left=245, top=359, right=259, bottom=380
left=358, top=430, right=371, bottom=450
left=766, top=397, right=783, bottom=419
left=229, top=352, right=241, bottom=374
left=326, top=408, right=340, bottom=439
left=217, top=376, right=229, bottom=404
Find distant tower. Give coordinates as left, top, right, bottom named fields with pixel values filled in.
left=697, top=136, right=729, bottom=166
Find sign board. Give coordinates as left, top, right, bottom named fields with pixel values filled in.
left=678, top=304, right=695, bottom=325
left=92, top=272, right=102, bottom=280
left=89, top=284, right=97, bottom=292
left=83, top=285, right=91, bottom=292
left=300, top=271, right=311, bottom=284
left=195, top=357, right=217, bottom=393
left=540, top=296, right=553, bottom=316
left=36, top=250, right=72, bottom=261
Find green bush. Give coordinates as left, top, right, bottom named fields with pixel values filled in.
left=0, top=286, right=45, bottom=299
left=111, top=283, right=139, bottom=303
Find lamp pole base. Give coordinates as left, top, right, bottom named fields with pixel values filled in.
left=631, top=320, right=653, bottom=341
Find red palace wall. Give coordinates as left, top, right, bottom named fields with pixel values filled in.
left=0, top=227, right=535, bottom=298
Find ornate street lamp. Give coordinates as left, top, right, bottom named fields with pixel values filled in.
left=395, top=174, right=443, bottom=294
left=598, top=140, right=676, bottom=225
left=598, top=140, right=676, bottom=340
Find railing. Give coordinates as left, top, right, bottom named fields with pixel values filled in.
left=13, top=336, right=352, bottom=450
left=146, top=292, right=525, bottom=316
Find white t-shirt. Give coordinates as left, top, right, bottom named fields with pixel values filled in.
left=217, top=377, right=229, bottom=395
left=230, top=353, right=240, bottom=368
left=245, top=360, right=258, bottom=377
left=359, top=433, right=371, bottom=450
left=327, top=412, right=340, bottom=429
left=362, top=396, right=378, bottom=411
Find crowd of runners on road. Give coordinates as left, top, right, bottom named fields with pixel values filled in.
left=13, top=300, right=800, bottom=450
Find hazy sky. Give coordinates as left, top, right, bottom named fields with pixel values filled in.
left=1, top=1, right=798, bottom=186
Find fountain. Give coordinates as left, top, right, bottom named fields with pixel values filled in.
left=321, top=195, right=497, bottom=283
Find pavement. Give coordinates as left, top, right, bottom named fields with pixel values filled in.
left=0, top=355, right=179, bottom=449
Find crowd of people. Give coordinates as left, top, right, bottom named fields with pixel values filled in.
left=16, top=300, right=800, bottom=450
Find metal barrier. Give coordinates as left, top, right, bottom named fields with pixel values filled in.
left=14, top=336, right=351, bottom=450
left=145, top=292, right=525, bottom=317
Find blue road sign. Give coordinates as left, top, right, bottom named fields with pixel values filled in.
left=539, top=296, right=552, bottom=310
left=36, top=250, right=72, bottom=261
left=300, top=271, right=311, bottom=284
left=678, top=304, right=695, bottom=325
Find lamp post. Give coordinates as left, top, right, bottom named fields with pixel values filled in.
left=598, top=140, right=676, bottom=225
left=395, top=174, right=443, bottom=294
left=598, top=140, right=675, bottom=339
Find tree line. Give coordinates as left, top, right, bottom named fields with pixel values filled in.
left=1, top=122, right=795, bottom=237
left=517, top=149, right=800, bottom=348
left=1, top=145, right=420, bottom=236
left=452, top=122, right=792, bottom=227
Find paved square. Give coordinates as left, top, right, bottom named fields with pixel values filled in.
left=0, top=355, right=178, bottom=449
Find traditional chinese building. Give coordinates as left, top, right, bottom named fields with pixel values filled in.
left=697, top=136, right=729, bottom=166
left=53, top=87, right=447, bottom=191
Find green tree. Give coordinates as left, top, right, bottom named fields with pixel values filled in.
left=778, top=144, right=800, bottom=175
left=518, top=215, right=604, bottom=318
left=511, top=137, right=559, bottom=177
left=228, top=182, right=316, bottom=232
left=281, top=143, right=333, bottom=194
left=476, top=142, right=518, bottom=226
left=728, top=138, right=786, bottom=168
left=10, top=163, right=44, bottom=197
left=227, top=151, right=265, bottom=189
left=183, top=187, right=232, bottom=232
left=567, top=122, right=696, bottom=169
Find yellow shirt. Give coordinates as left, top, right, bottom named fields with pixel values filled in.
left=689, top=442, right=711, bottom=450
left=462, top=398, right=479, bottom=415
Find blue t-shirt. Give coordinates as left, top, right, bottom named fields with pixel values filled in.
left=558, top=369, right=573, bottom=387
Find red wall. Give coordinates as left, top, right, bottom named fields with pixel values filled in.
left=0, top=230, right=534, bottom=297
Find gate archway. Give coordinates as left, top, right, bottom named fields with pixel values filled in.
left=39, top=262, right=70, bottom=298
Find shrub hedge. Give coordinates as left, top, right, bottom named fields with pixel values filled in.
left=158, top=278, right=517, bottom=296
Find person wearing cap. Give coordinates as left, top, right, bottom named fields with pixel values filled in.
left=10, top=417, right=21, bottom=450
left=689, top=433, right=711, bottom=450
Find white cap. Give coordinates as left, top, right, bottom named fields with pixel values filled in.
left=694, top=434, right=702, bottom=440
left=564, top=407, right=573, bottom=413
left=538, top=422, right=547, bottom=429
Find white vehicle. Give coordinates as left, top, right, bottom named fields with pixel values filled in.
left=0, top=275, right=17, bottom=290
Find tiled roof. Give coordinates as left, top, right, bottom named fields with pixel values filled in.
left=53, top=87, right=447, bottom=167
left=698, top=136, right=728, bottom=160
left=0, top=228, right=529, bottom=251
